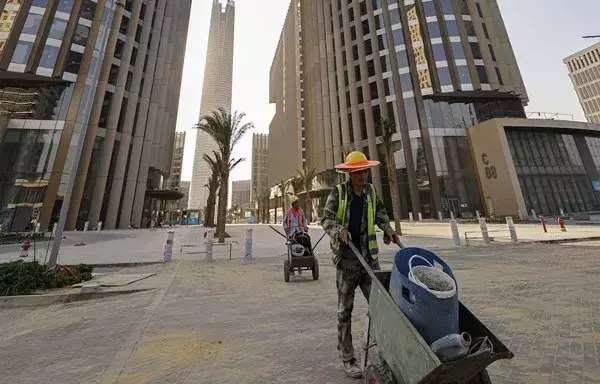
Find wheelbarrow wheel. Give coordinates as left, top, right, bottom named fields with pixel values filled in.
left=284, top=259, right=290, bottom=282
left=365, top=363, right=394, bottom=384
left=312, top=258, right=319, bottom=280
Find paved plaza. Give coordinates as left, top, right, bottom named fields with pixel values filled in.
left=0, top=224, right=599, bottom=383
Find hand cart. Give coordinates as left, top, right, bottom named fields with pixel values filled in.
left=347, top=240, right=513, bottom=384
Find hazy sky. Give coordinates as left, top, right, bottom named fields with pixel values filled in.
left=176, top=0, right=600, bottom=183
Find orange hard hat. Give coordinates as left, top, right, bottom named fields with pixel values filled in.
left=335, top=151, right=380, bottom=173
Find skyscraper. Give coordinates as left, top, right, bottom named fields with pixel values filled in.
left=280, top=0, right=528, bottom=219
left=251, top=133, right=269, bottom=200
left=166, top=131, right=186, bottom=190
left=564, top=42, right=600, bottom=124
left=189, top=0, right=235, bottom=211
left=0, top=0, right=191, bottom=231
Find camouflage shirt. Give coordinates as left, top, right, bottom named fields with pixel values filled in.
left=321, top=180, right=393, bottom=264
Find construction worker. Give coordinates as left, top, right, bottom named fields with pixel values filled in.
left=321, top=151, right=399, bottom=379
left=283, top=195, right=308, bottom=238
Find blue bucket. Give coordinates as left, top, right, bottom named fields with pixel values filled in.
left=390, top=247, right=459, bottom=344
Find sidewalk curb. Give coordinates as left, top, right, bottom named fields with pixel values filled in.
left=522, top=236, right=600, bottom=245
left=0, top=288, right=156, bottom=308
left=66, top=262, right=165, bottom=268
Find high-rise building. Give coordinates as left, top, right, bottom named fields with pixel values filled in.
left=166, top=131, right=186, bottom=190
left=231, top=179, right=251, bottom=208
left=189, top=0, right=235, bottom=211
left=251, top=133, right=268, bottom=200
left=176, top=180, right=190, bottom=211
left=0, top=0, right=191, bottom=231
left=281, top=0, right=529, bottom=219
left=268, top=0, right=305, bottom=189
left=565, top=42, right=600, bottom=124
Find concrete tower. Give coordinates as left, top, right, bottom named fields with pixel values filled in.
left=189, top=0, right=235, bottom=212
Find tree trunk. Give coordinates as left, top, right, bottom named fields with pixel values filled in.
left=387, top=159, right=403, bottom=235
left=281, top=196, right=286, bottom=224
left=217, top=170, right=228, bottom=243
left=306, top=191, right=312, bottom=223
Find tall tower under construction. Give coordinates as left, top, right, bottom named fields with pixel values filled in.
left=188, top=0, right=235, bottom=212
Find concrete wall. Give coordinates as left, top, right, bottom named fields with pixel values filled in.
left=467, top=119, right=527, bottom=217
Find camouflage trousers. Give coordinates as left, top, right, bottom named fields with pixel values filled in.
left=336, top=248, right=380, bottom=363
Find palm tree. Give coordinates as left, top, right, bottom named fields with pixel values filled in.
left=197, top=108, right=254, bottom=242
left=202, top=150, right=222, bottom=228
left=296, top=166, right=316, bottom=223
left=277, top=179, right=291, bottom=224
left=380, top=118, right=403, bottom=236
left=290, top=177, right=303, bottom=197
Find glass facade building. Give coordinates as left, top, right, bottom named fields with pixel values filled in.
left=0, top=0, right=191, bottom=232
left=297, top=0, right=528, bottom=219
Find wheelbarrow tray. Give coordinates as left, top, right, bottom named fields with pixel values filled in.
left=289, top=255, right=316, bottom=268
left=368, top=270, right=513, bottom=384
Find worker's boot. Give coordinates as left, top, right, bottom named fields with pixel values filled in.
left=343, top=358, right=363, bottom=378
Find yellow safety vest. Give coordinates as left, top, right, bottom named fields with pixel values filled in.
left=330, top=183, right=379, bottom=263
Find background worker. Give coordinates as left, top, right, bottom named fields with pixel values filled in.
left=283, top=195, right=308, bottom=238
left=321, top=151, right=400, bottom=379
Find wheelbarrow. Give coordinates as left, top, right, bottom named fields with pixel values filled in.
left=347, top=241, right=513, bottom=384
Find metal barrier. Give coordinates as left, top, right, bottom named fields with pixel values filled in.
left=464, top=230, right=511, bottom=246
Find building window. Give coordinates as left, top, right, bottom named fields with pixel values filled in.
left=351, top=26, right=357, bottom=40
left=452, top=42, right=466, bottom=59
left=72, top=24, right=90, bottom=46
left=80, top=0, right=96, bottom=20
left=11, top=42, right=33, bottom=65
left=357, top=86, right=364, bottom=103
left=397, top=51, right=409, bottom=68
left=48, top=18, right=68, bottom=40
left=475, top=3, right=484, bottom=18
left=441, top=0, right=453, bottom=15
left=432, top=43, right=446, bottom=62
left=445, top=20, right=459, bottom=36
left=98, top=92, right=113, bottom=128
left=389, top=9, right=401, bottom=25
left=360, top=109, right=367, bottom=139
left=400, top=72, right=413, bottom=91
left=476, top=65, right=489, bottom=83
left=482, top=23, right=490, bottom=39
left=114, top=40, right=125, bottom=60
left=362, top=19, right=370, bottom=35
left=365, top=39, right=373, bottom=55
left=437, top=67, right=452, bottom=86
left=392, top=29, right=404, bottom=45
left=39, top=45, right=60, bottom=69
left=384, top=78, right=391, bottom=95
left=457, top=65, right=471, bottom=84
left=470, top=42, right=482, bottom=60
left=380, top=55, right=388, bottom=72
left=370, top=82, right=378, bottom=99
left=464, top=20, right=476, bottom=36
left=64, top=50, right=83, bottom=74
left=367, top=60, right=376, bottom=77
left=355, top=65, right=361, bottom=82
left=21, top=13, right=43, bottom=35
left=108, top=64, right=119, bottom=85
left=131, top=47, right=138, bottom=66
left=378, top=34, right=387, bottom=50
left=423, top=1, right=436, bottom=17
left=373, top=105, right=382, bottom=135
left=495, top=67, right=503, bottom=85
left=57, top=0, right=74, bottom=13
left=488, top=44, right=496, bottom=61
left=427, top=22, right=441, bottom=39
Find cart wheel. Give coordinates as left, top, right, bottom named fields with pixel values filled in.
left=312, top=259, right=319, bottom=280
left=284, top=259, right=290, bottom=282
left=365, top=364, right=394, bottom=384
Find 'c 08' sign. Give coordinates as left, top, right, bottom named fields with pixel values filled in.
left=481, top=153, right=498, bottom=180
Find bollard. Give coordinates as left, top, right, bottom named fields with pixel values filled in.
left=450, top=211, right=455, bottom=220
left=52, top=223, right=58, bottom=237
left=506, top=217, right=518, bottom=243
left=476, top=210, right=481, bottom=219
left=35, top=222, right=41, bottom=234
left=438, top=211, right=443, bottom=221
left=409, top=212, right=414, bottom=223
left=450, top=220, right=461, bottom=247
left=559, top=208, right=565, bottom=216
left=540, top=216, right=547, bottom=233
left=244, top=228, right=253, bottom=259
left=97, top=221, right=103, bottom=232
left=558, top=217, right=567, bottom=232
left=84, top=221, right=89, bottom=232
left=418, top=212, right=423, bottom=222
left=205, top=229, right=214, bottom=261
left=531, top=209, right=536, bottom=219
left=479, top=218, right=490, bottom=244
left=163, top=230, right=175, bottom=262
